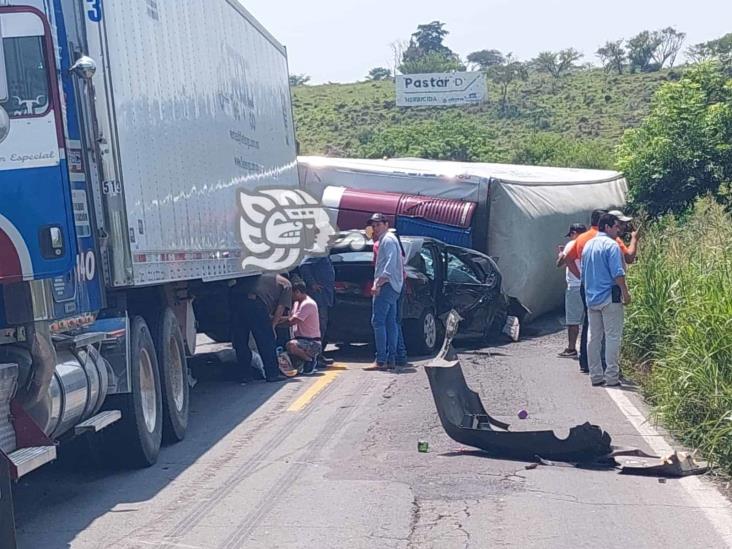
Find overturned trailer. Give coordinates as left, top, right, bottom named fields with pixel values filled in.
left=299, top=157, right=628, bottom=318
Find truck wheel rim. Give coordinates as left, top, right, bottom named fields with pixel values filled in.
left=424, top=312, right=437, bottom=349
left=169, top=337, right=185, bottom=412
left=139, top=348, right=157, bottom=433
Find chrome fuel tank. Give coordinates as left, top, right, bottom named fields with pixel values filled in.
left=45, top=347, right=112, bottom=439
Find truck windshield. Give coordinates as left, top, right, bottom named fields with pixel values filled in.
left=0, top=35, right=49, bottom=118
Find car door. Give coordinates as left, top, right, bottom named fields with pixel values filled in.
left=465, top=251, right=507, bottom=333
left=441, top=247, right=489, bottom=335
left=417, top=242, right=445, bottom=317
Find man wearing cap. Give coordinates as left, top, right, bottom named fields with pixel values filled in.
left=365, top=213, right=404, bottom=371
left=372, top=228, right=409, bottom=368
left=581, top=212, right=632, bottom=387
left=564, top=208, right=640, bottom=373
left=556, top=223, right=588, bottom=358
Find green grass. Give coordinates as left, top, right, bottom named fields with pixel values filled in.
left=623, top=198, right=732, bottom=473
left=293, top=68, right=677, bottom=168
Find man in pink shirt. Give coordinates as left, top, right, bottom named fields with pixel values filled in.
left=279, top=280, right=322, bottom=375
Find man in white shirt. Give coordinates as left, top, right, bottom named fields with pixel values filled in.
left=365, top=213, right=404, bottom=371
left=556, top=223, right=587, bottom=358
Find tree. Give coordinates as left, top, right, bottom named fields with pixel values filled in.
left=467, top=49, right=505, bottom=71
left=596, top=40, right=626, bottom=74
left=366, top=67, right=392, bottom=81
left=390, top=40, right=409, bottom=76
left=399, top=51, right=465, bottom=75
left=651, top=27, right=686, bottom=68
left=487, top=54, right=528, bottom=111
left=410, top=21, right=451, bottom=56
left=533, top=48, right=583, bottom=78
left=533, top=51, right=559, bottom=76
left=688, top=33, right=732, bottom=68
left=627, top=31, right=663, bottom=72
left=289, top=74, right=310, bottom=87
left=617, top=63, right=732, bottom=215
left=399, top=21, right=464, bottom=74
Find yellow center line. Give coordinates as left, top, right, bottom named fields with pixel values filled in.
left=287, top=364, right=347, bottom=412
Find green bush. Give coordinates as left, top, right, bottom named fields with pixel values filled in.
left=356, top=113, right=502, bottom=162
left=617, top=63, right=732, bottom=216
left=623, top=198, right=732, bottom=472
left=511, top=133, right=614, bottom=169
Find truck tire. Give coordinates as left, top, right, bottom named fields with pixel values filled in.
left=405, top=307, right=439, bottom=356
left=150, top=307, right=190, bottom=443
left=106, top=316, right=163, bottom=467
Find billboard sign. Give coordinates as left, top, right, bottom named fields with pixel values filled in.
left=395, top=72, right=486, bottom=107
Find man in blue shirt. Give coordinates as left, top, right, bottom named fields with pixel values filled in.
left=366, top=213, right=404, bottom=371
left=581, top=213, right=632, bottom=387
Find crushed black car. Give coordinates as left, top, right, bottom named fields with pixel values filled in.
left=326, top=231, right=525, bottom=355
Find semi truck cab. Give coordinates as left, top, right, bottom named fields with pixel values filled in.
left=0, top=5, right=77, bottom=284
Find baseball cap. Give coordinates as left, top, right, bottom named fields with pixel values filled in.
left=608, top=210, right=632, bottom=222
left=565, top=223, right=588, bottom=237
left=367, top=213, right=388, bottom=225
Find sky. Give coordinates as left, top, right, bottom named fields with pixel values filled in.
left=243, top=0, right=731, bottom=84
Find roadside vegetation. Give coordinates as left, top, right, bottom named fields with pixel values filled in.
left=620, top=60, right=732, bottom=474
left=622, top=199, right=732, bottom=473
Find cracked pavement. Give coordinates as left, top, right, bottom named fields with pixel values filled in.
left=13, top=320, right=732, bottom=548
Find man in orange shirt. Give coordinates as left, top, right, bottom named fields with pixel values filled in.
left=564, top=209, right=640, bottom=372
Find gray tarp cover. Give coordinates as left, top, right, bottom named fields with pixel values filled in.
left=299, top=157, right=628, bottom=318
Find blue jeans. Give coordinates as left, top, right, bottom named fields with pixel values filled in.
left=372, top=283, right=400, bottom=365
left=390, top=289, right=408, bottom=365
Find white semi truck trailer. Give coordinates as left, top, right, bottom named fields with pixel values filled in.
left=0, top=1, right=297, bottom=544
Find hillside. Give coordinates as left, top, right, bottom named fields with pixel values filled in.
left=292, top=68, right=677, bottom=169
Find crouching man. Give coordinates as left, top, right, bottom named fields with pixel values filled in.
left=279, top=280, right=322, bottom=375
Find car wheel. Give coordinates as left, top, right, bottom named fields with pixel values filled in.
left=405, top=307, right=438, bottom=356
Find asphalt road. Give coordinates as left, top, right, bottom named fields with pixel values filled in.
left=13, top=319, right=732, bottom=548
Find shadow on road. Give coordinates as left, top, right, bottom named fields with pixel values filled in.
left=13, top=339, right=294, bottom=548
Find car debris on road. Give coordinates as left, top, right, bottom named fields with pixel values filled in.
left=424, top=311, right=709, bottom=478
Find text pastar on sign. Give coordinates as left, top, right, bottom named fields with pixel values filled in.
left=396, top=72, right=486, bottom=107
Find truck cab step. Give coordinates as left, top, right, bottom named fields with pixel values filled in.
left=74, top=410, right=122, bottom=435
left=8, top=446, right=57, bottom=479
left=52, top=332, right=106, bottom=349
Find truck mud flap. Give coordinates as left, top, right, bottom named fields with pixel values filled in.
left=425, top=311, right=613, bottom=464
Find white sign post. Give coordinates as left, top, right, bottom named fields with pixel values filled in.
left=395, top=72, right=486, bottom=107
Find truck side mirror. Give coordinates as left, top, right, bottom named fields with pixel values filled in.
left=70, top=55, right=97, bottom=80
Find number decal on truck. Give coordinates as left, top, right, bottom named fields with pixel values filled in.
left=76, top=251, right=96, bottom=282
left=87, top=0, right=103, bottom=22
left=102, top=180, right=121, bottom=195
